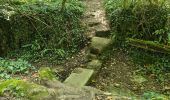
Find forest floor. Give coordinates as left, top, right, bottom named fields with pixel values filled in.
left=59, top=0, right=169, bottom=97
left=90, top=48, right=168, bottom=97
left=1, top=0, right=170, bottom=99
left=34, top=0, right=169, bottom=98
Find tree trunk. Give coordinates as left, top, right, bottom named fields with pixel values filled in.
left=126, top=38, right=170, bottom=54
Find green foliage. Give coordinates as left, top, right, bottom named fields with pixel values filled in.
left=0, top=0, right=86, bottom=62
left=105, top=0, right=170, bottom=82
left=142, top=91, right=169, bottom=100
left=128, top=48, right=170, bottom=82
left=0, top=58, right=35, bottom=79
left=105, top=0, right=169, bottom=45
left=0, top=79, right=49, bottom=99
left=0, top=0, right=56, bottom=5
left=38, top=67, right=57, bottom=81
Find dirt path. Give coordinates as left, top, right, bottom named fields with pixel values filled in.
left=89, top=48, right=168, bottom=98
left=35, top=0, right=168, bottom=98
left=56, top=0, right=111, bottom=81
left=80, top=0, right=167, bottom=97
left=82, top=0, right=110, bottom=38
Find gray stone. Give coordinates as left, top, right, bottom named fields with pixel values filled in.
left=95, top=25, right=111, bottom=37
left=90, top=37, right=112, bottom=54
left=86, top=18, right=100, bottom=27
left=86, top=53, right=98, bottom=61
left=64, top=68, right=94, bottom=87
left=87, top=59, right=102, bottom=71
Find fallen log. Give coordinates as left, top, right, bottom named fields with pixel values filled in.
left=126, top=38, right=170, bottom=54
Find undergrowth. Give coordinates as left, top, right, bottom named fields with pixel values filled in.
left=0, top=0, right=86, bottom=62
left=127, top=47, right=170, bottom=83
left=105, top=0, right=169, bottom=45
left=104, top=0, right=170, bottom=83
left=0, top=58, right=35, bottom=80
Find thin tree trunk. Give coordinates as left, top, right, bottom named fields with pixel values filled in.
left=126, top=38, right=170, bottom=54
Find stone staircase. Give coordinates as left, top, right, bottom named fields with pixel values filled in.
left=62, top=0, right=138, bottom=99
left=64, top=0, right=112, bottom=88
left=82, top=0, right=111, bottom=38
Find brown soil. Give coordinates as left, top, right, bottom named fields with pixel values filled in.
left=33, top=0, right=169, bottom=97
left=90, top=49, right=167, bottom=95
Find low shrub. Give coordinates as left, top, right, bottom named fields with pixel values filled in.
left=128, top=47, right=170, bottom=82
left=0, top=58, right=35, bottom=79
left=0, top=0, right=86, bottom=61
left=105, top=0, right=169, bottom=45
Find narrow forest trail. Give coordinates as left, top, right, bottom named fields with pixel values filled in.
left=56, top=0, right=167, bottom=99
left=58, top=0, right=111, bottom=80
left=80, top=0, right=165, bottom=99
left=82, top=0, right=110, bottom=38
left=81, top=0, right=142, bottom=98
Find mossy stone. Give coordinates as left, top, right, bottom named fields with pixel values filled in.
left=38, top=67, right=56, bottom=81
left=87, top=60, right=102, bottom=71
left=90, top=37, right=112, bottom=54
left=0, top=79, right=52, bottom=100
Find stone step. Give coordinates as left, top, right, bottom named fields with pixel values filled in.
left=95, top=24, right=111, bottom=37
left=64, top=68, right=94, bottom=87
left=95, top=29, right=111, bottom=37
left=87, top=60, right=102, bottom=76
left=90, top=37, right=112, bottom=54
left=86, top=18, right=101, bottom=27
left=86, top=53, right=98, bottom=61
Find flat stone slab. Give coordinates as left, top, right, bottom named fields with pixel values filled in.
left=87, top=60, right=102, bottom=71
left=90, top=37, right=112, bottom=54
left=64, top=68, right=94, bottom=87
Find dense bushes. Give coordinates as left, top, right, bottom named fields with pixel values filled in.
left=0, top=0, right=86, bottom=61
left=128, top=48, right=170, bottom=82
left=105, top=0, right=170, bottom=82
left=105, top=0, right=169, bottom=44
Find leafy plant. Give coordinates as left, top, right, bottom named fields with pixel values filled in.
left=0, top=0, right=86, bottom=62
left=0, top=58, right=35, bottom=79
left=3, top=85, right=26, bottom=98
left=142, top=91, right=169, bottom=100
left=128, top=47, right=170, bottom=82
left=105, top=0, right=169, bottom=45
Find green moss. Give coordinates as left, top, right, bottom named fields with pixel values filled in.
left=0, top=79, right=50, bottom=99
left=38, top=67, right=56, bottom=81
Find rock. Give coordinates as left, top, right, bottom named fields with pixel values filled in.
left=86, top=53, right=98, bottom=60
left=114, top=83, right=121, bottom=87
left=64, top=68, right=94, bottom=87
left=90, top=37, right=112, bottom=54
left=86, top=18, right=100, bottom=27
left=0, top=79, right=106, bottom=100
left=0, top=79, right=54, bottom=100
left=87, top=60, right=102, bottom=71
left=38, top=67, right=57, bottom=81
left=95, top=25, right=111, bottom=37
left=0, top=79, right=143, bottom=100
